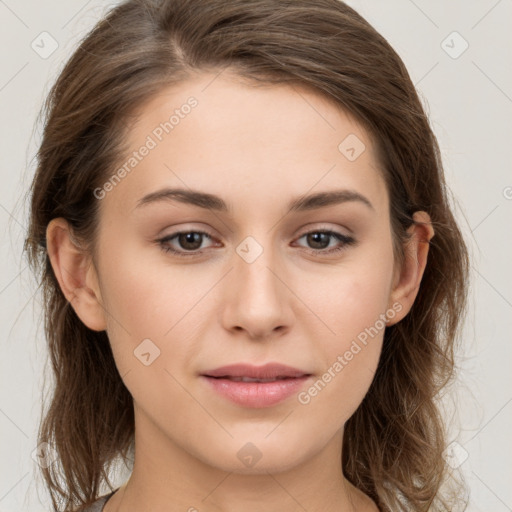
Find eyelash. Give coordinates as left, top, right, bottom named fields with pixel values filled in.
left=156, top=228, right=356, bottom=258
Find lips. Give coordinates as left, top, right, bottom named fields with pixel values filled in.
left=201, top=363, right=311, bottom=380
left=200, top=363, right=312, bottom=408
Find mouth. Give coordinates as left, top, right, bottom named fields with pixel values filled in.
left=200, top=363, right=313, bottom=408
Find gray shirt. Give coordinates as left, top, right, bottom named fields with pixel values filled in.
left=80, top=489, right=117, bottom=512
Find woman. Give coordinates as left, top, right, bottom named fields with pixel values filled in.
left=25, top=0, right=469, bottom=510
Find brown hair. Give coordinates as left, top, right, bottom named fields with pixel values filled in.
left=25, top=0, right=470, bottom=510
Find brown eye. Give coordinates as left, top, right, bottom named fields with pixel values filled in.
left=295, top=230, right=356, bottom=256
left=158, top=230, right=216, bottom=257
left=175, top=232, right=204, bottom=251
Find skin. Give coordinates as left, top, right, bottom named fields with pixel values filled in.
left=46, top=71, right=434, bottom=512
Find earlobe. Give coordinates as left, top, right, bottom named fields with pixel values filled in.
left=45, top=218, right=107, bottom=332
left=386, top=211, right=434, bottom=326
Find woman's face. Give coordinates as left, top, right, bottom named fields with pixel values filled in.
left=73, top=71, right=407, bottom=474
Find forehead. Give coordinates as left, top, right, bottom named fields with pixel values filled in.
left=99, top=71, right=388, bottom=218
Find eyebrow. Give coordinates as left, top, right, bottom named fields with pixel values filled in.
left=134, top=187, right=374, bottom=213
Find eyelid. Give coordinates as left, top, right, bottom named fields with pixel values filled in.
left=295, top=223, right=351, bottom=237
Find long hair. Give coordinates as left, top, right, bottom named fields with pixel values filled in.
left=24, top=1, right=470, bottom=510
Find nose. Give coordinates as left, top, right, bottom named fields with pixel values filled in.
left=221, top=239, right=293, bottom=340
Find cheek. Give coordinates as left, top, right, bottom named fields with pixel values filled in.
left=323, top=275, right=388, bottom=366
left=98, top=238, right=196, bottom=336
left=294, top=257, right=393, bottom=419
left=95, top=239, right=182, bottom=371
left=301, top=254, right=394, bottom=344
left=332, top=276, right=390, bottom=337
left=96, top=237, right=221, bottom=390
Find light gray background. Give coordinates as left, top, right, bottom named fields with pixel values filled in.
left=1, top=0, right=511, bottom=510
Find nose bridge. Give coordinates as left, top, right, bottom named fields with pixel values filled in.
left=224, top=234, right=291, bottom=338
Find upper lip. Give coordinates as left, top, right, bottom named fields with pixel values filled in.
left=201, top=363, right=311, bottom=379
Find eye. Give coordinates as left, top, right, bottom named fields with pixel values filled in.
left=157, top=230, right=217, bottom=257
left=294, top=229, right=356, bottom=256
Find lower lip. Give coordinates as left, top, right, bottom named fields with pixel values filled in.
left=201, top=375, right=311, bottom=408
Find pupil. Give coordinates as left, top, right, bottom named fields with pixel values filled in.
left=308, top=232, right=329, bottom=249
left=179, top=232, right=202, bottom=250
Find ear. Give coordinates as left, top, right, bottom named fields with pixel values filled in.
left=45, top=218, right=107, bottom=331
left=386, top=211, right=434, bottom=326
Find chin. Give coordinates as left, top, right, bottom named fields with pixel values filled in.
left=195, top=435, right=318, bottom=475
